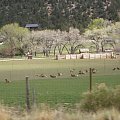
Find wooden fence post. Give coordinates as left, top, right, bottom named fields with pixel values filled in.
left=89, top=68, right=92, bottom=92
left=25, top=76, right=31, bottom=111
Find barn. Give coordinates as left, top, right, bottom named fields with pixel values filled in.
left=25, top=24, right=39, bottom=30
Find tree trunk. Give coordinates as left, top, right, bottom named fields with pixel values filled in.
left=71, top=46, right=74, bottom=54
left=46, top=50, right=49, bottom=57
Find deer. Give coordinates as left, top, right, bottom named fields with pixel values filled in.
left=112, top=68, right=116, bottom=70
left=117, top=67, right=120, bottom=70
left=71, top=74, right=78, bottom=77
left=39, top=74, right=47, bottom=77
left=78, top=70, right=85, bottom=75
left=58, top=72, right=63, bottom=76
left=70, top=68, right=75, bottom=73
left=50, top=75, right=57, bottom=78
left=92, top=68, right=97, bottom=74
left=5, top=79, right=11, bottom=83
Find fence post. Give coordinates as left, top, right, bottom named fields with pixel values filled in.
left=25, top=76, right=31, bottom=111
left=89, top=68, right=92, bottom=92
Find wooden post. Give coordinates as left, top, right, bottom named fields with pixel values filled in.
left=25, top=76, right=31, bottom=111
left=89, top=68, right=92, bottom=92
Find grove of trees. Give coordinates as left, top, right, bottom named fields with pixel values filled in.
left=0, top=18, right=120, bottom=57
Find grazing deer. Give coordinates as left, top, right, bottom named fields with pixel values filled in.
left=58, top=73, right=63, bottom=76
left=82, top=71, right=86, bottom=74
left=50, top=75, right=57, bottom=78
left=112, top=68, right=116, bottom=70
left=40, top=74, right=47, bottom=77
left=5, top=79, right=11, bottom=83
left=92, top=68, right=97, bottom=74
left=79, top=70, right=85, bottom=74
left=78, top=70, right=82, bottom=74
left=85, top=70, right=88, bottom=73
left=70, top=69, right=75, bottom=73
left=71, top=74, right=78, bottom=77
left=117, top=67, right=120, bottom=70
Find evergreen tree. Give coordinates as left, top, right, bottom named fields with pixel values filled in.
left=0, top=0, right=119, bottom=31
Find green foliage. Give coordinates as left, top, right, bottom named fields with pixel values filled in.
left=84, top=20, right=119, bottom=52
left=113, top=85, right=120, bottom=109
left=87, top=18, right=111, bottom=30
left=0, top=23, right=29, bottom=57
left=81, top=83, right=120, bottom=112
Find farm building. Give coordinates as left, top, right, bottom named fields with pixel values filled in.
left=25, top=24, right=39, bottom=30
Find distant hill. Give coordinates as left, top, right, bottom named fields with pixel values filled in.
left=0, top=0, right=120, bottom=31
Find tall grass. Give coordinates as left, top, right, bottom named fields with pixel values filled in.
left=0, top=105, right=120, bottom=120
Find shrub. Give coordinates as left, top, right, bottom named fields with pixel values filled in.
left=80, top=83, right=120, bottom=112
left=113, top=85, right=120, bottom=110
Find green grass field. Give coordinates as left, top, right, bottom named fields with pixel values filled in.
left=0, top=58, right=120, bottom=107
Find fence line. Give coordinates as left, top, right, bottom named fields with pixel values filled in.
left=0, top=73, right=120, bottom=109
left=56, top=53, right=116, bottom=60
left=0, top=58, right=119, bottom=109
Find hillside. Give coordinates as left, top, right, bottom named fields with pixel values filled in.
left=0, top=0, right=120, bottom=31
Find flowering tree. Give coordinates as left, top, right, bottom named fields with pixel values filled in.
left=84, top=20, right=118, bottom=52
left=29, top=30, right=58, bottom=56
left=28, top=28, right=85, bottom=56
left=110, top=22, right=120, bottom=41
left=54, top=27, right=85, bottom=55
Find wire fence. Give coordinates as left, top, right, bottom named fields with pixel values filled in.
left=0, top=58, right=120, bottom=110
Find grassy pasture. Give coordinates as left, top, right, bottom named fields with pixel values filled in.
left=0, top=58, right=120, bottom=107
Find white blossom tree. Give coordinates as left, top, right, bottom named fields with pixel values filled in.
left=110, top=22, right=120, bottom=41
left=29, top=30, right=58, bottom=56
left=54, top=27, right=85, bottom=55
left=28, top=27, right=85, bottom=56
left=84, top=22, right=118, bottom=52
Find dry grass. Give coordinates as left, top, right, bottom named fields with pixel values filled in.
left=0, top=105, right=120, bottom=120
left=26, top=109, right=120, bottom=120
left=0, top=106, right=10, bottom=120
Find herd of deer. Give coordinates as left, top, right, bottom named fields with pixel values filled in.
left=112, top=67, right=120, bottom=70
left=35, top=68, right=97, bottom=79
left=5, top=78, right=11, bottom=83
left=4, top=67, right=119, bottom=83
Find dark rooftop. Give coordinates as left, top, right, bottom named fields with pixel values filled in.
left=25, top=24, right=39, bottom=28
